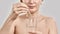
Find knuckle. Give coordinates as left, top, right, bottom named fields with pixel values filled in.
left=13, top=3, right=20, bottom=8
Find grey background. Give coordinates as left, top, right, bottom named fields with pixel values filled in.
left=0, top=0, right=60, bottom=34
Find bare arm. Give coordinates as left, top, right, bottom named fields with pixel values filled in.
left=48, top=18, right=58, bottom=34
left=0, top=20, right=16, bottom=34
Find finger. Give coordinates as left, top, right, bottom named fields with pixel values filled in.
left=17, top=3, right=28, bottom=8
left=13, top=3, right=29, bottom=9
left=13, top=3, right=19, bottom=8
left=15, top=9, right=28, bottom=14
left=13, top=7, right=29, bottom=12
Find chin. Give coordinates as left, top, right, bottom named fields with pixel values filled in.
left=29, top=8, right=38, bottom=14
left=30, top=10, right=37, bottom=14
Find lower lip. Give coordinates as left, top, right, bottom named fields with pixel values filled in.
left=29, top=6, right=35, bottom=9
left=29, top=7, right=34, bottom=9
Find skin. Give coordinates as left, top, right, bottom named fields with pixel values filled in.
left=0, top=0, right=58, bottom=34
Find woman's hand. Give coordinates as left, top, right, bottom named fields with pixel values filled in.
left=12, top=2, right=30, bottom=18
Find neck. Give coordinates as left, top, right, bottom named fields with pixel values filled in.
left=30, top=11, right=40, bottom=17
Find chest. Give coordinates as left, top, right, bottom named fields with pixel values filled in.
left=15, top=17, right=49, bottom=34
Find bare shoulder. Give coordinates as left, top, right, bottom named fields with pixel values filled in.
left=39, top=15, right=56, bottom=23
left=41, top=15, right=55, bottom=21
left=40, top=15, right=57, bottom=28
left=42, top=15, right=56, bottom=26
left=43, top=16, right=57, bottom=34
left=45, top=16, right=56, bottom=23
